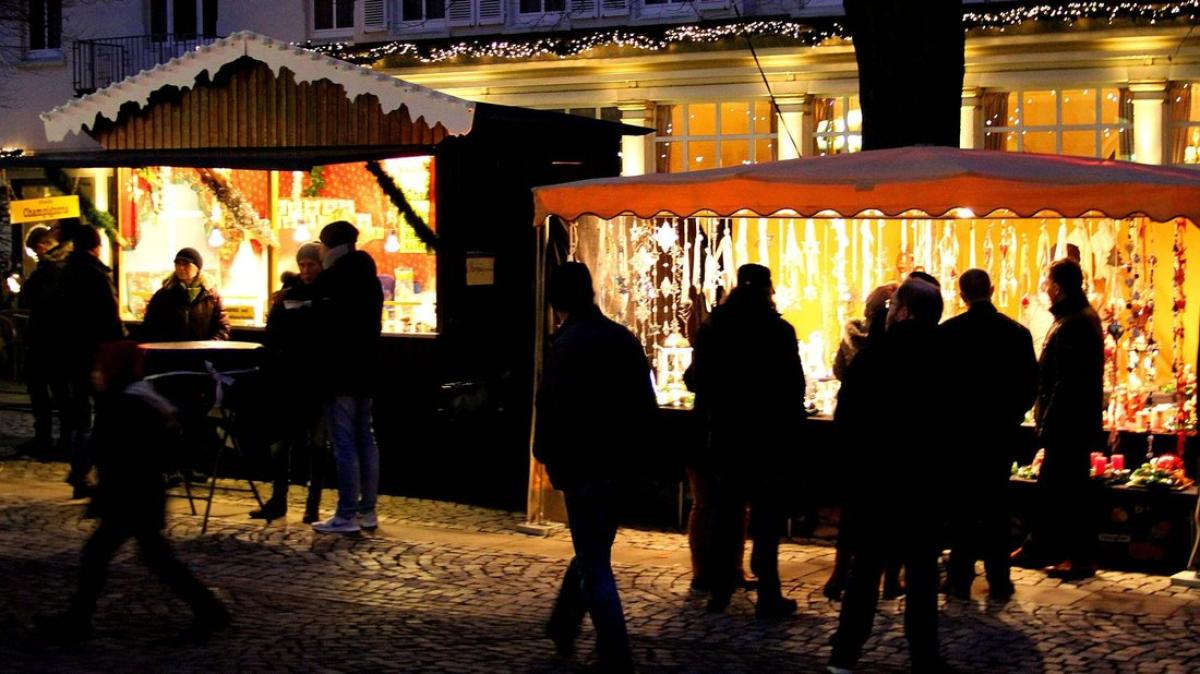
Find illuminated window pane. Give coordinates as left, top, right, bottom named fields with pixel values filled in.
left=1062, top=129, right=1096, bottom=158
left=1101, top=88, right=1124, bottom=124
left=754, top=101, right=775, bottom=134
left=1022, top=130, right=1057, bottom=154
left=1187, top=85, right=1200, bottom=122
left=655, top=141, right=683, bottom=173
left=1005, top=92, right=1020, bottom=127
left=721, top=102, right=751, bottom=135
left=1100, top=127, right=1127, bottom=160
left=755, top=139, right=775, bottom=163
left=1061, top=89, right=1095, bottom=125
left=846, top=96, right=862, bottom=133
left=689, top=103, right=716, bottom=136
left=655, top=105, right=677, bottom=136
left=689, top=140, right=717, bottom=171
left=1023, top=90, right=1057, bottom=127
left=721, top=140, right=750, bottom=167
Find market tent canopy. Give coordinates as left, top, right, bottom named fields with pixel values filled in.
left=533, top=146, right=1200, bottom=226
left=40, top=31, right=476, bottom=143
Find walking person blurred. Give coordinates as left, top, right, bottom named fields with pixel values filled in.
left=687, top=263, right=806, bottom=619
left=251, top=243, right=328, bottom=523
left=34, top=341, right=230, bottom=644
left=828, top=277, right=952, bottom=674
left=535, top=262, right=656, bottom=673
left=17, top=225, right=67, bottom=457
left=310, top=222, right=384, bottom=534
left=940, top=269, right=1038, bottom=600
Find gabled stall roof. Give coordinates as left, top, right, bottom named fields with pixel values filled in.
left=41, top=31, right=475, bottom=143
left=533, top=147, right=1200, bottom=226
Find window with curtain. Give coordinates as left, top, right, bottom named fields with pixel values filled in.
left=28, top=0, right=62, bottom=51
left=981, top=87, right=1132, bottom=160
left=654, top=101, right=777, bottom=173
left=1168, top=82, right=1200, bottom=165
left=812, top=95, right=861, bottom=155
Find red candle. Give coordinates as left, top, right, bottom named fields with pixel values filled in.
left=1111, top=454, right=1125, bottom=472
left=1093, top=456, right=1108, bottom=475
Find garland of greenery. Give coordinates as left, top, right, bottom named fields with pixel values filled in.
left=43, top=166, right=128, bottom=248
left=364, top=160, right=440, bottom=252
left=302, top=166, right=326, bottom=198
left=194, top=168, right=279, bottom=247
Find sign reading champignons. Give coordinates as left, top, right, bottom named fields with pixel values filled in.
left=9, top=195, right=80, bottom=224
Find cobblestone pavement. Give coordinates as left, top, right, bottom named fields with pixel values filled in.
left=0, top=405, right=1199, bottom=672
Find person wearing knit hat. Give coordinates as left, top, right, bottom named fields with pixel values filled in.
left=310, top=220, right=384, bottom=534
left=140, top=246, right=229, bottom=342
left=253, top=242, right=327, bottom=523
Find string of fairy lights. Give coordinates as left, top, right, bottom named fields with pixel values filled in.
left=306, top=1, right=1200, bottom=66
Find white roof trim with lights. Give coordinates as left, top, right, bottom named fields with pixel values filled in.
left=41, top=31, right=475, bottom=142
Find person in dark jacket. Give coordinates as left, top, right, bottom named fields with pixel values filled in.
left=535, top=262, right=655, bottom=673
left=17, top=225, right=67, bottom=456
left=687, top=263, right=805, bottom=619
left=310, top=221, right=384, bottom=534
left=939, top=269, right=1038, bottom=600
left=34, top=341, right=230, bottom=644
left=48, top=226, right=126, bottom=498
left=1013, top=258, right=1104, bottom=580
left=829, top=277, right=950, bottom=674
left=251, top=243, right=327, bottom=523
left=825, top=282, right=901, bottom=602
left=140, top=247, right=230, bottom=342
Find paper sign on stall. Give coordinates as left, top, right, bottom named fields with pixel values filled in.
left=466, top=255, right=495, bottom=286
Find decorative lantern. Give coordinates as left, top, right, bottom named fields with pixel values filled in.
left=654, top=331, right=693, bottom=407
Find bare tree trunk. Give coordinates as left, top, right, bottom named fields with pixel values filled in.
left=844, top=0, right=965, bottom=151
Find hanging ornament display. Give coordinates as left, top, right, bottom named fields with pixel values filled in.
left=860, top=219, right=875, bottom=304
left=803, top=218, right=819, bottom=300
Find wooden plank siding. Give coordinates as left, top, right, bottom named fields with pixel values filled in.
left=89, top=60, right=443, bottom=150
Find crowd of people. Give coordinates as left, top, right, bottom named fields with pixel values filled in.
left=533, top=257, right=1102, bottom=674
left=20, top=218, right=385, bottom=642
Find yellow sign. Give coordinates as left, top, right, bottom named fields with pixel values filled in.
left=9, top=195, right=80, bottom=224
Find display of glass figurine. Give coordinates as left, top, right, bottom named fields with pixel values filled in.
left=654, top=331, right=694, bottom=408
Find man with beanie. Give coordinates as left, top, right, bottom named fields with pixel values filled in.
left=141, top=247, right=230, bottom=342
left=252, top=242, right=327, bottom=523
left=311, top=222, right=384, bottom=534
left=18, top=225, right=68, bottom=456
left=535, top=261, right=656, bottom=673
left=44, top=226, right=126, bottom=498
left=940, top=269, right=1038, bottom=600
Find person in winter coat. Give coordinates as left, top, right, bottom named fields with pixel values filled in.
left=823, top=281, right=903, bottom=602
left=1013, top=258, right=1104, bottom=580
left=687, top=263, right=806, bottom=619
left=34, top=340, right=230, bottom=644
left=309, top=221, right=384, bottom=534
left=140, top=247, right=230, bottom=342
left=940, top=269, right=1038, bottom=600
left=828, top=277, right=951, bottom=674
left=251, top=243, right=327, bottom=523
left=48, top=226, right=126, bottom=498
left=535, top=262, right=656, bottom=674
left=18, top=225, right=67, bottom=456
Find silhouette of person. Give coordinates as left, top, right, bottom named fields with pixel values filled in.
left=687, top=263, right=805, bottom=619
left=829, top=277, right=950, bottom=673
left=535, top=262, right=656, bottom=672
left=1013, top=259, right=1104, bottom=580
left=35, top=341, right=230, bottom=644
left=939, top=269, right=1038, bottom=600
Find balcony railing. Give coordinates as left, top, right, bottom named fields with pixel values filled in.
left=72, top=34, right=223, bottom=96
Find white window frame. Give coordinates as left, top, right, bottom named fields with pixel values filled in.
left=639, top=0, right=728, bottom=19
left=654, top=101, right=777, bottom=174
left=812, top=94, right=862, bottom=156
left=515, top=0, right=566, bottom=22
left=311, top=0, right=356, bottom=38
left=983, top=87, right=1132, bottom=160
left=398, top=0, right=448, bottom=27
left=25, top=0, right=63, bottom=59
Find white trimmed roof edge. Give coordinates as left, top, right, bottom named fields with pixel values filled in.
left=41, top=31, right=475, bottom=142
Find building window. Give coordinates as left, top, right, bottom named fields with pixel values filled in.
left=812, top=95, right=861, bottom=155
left=1169, top=82, right=1200, bottom=165
left=150, top=0, right=217, bottom=39
left=28, top=0, right=62, bottom=51
left=519, top=0, right=564, bottom=13
left=983, top=88, right=1132, bottom=160
left=314, top=0, right=356, bottom=31
left=654, top=101, right=776, bottom=173
left=402, top=0, right=446, bottom=21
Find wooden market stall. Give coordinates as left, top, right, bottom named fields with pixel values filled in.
left=2, top=32, right=646, bottom=508
left=530, top=146, right=1200, bottom=572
